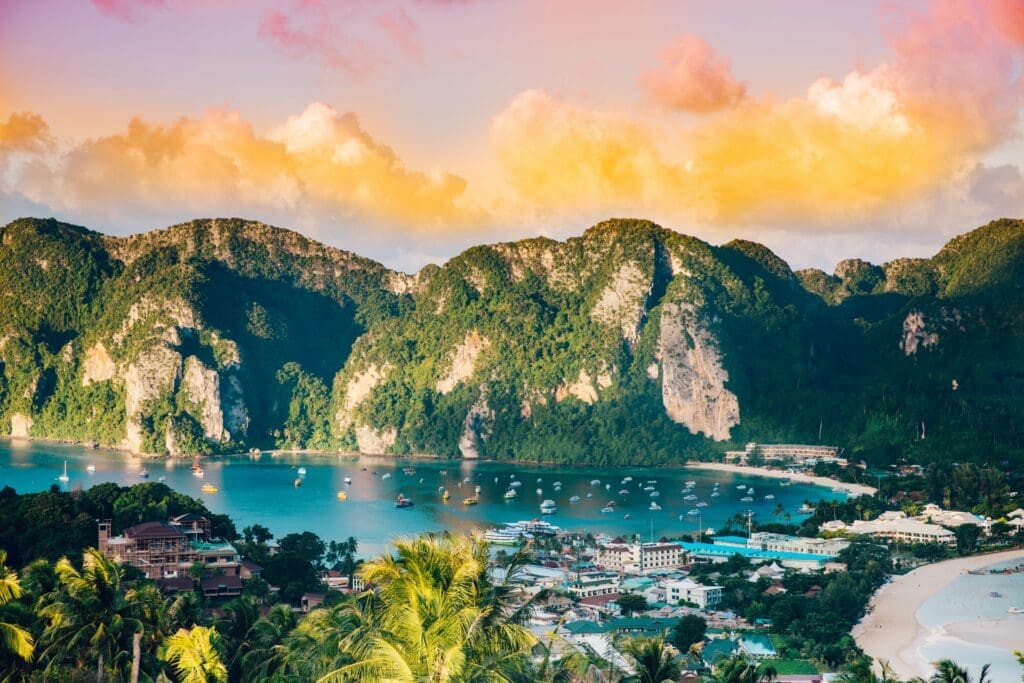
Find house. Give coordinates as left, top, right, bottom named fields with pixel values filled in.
left=664, top=578, right=722, bottom=609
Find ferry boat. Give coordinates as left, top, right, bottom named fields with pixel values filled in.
left=570, top=495, right=581, bottom=503
left=86, top=463, right=96, bottom=473
left=336, top=491, right=348, bottom=501
left=58, top=460, right=70, bottom=483
left=503, top=489, right=517, bottom=499
left=395, top=494, right=414, bottom=508
left=297, top=467, right=307, bottom=476
left=139, top=469, right=149, bottom=479
left=463, top=496, right=478, bottom=506
left=381, top=472, right=391, bottom=479
left=483, top=529, right=526, bottom=545
left=649, top=502, right=662, bottom=511
left=344, top=477, right=352, bottom=484
left=201, top=484, right=218, bottom=494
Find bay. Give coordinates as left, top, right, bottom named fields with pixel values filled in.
left=0, top=439, right=846, bottom=557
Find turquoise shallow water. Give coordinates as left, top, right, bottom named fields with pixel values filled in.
left=0, top=439, right=845, bottom=556
left=916, top=557, right=1024, bottom=681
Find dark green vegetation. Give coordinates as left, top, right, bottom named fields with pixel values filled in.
left=1, top=216, right=1023, bottom=468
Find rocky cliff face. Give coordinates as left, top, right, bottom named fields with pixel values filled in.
left=1, top=216, right=1022, bottom=467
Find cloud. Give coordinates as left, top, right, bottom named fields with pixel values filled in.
left=493, top=0, right=1024, bottom=228
left=4, top=103, right=473, bottom=233
left=639, top=35, right=745, bottom=113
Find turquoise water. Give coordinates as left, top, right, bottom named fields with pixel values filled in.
left=917, top=558, right=1024, bottom=681
left=0, top=439, right=845, bottom=557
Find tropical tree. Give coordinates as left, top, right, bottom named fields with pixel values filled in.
left=319, top=532, right=536, bottom=682
left=709, top=654, right=778, bottom=683
left=930, top=659, right=991, bottom=683
left=623, top=635, right=681, bottom=683
left=36, top=548, right=149, bottom=680
left=0, top=549, right=34, bottom=662
left=159, top=625, right=228, bottom=683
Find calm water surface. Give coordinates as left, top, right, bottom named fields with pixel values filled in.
left=0, top=439, right=845, bottom=556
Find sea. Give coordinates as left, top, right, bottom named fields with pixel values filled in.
left=0, top=438, right=846, bottom=557
left=916, top=557, right=1024, bottom=681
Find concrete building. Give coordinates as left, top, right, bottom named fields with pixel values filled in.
left=821, top=511, right=956, bottom=544
left=664, top=578, right=722, bottom=609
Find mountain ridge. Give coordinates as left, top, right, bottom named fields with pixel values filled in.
left=1, top=215, right=1021, bottom=468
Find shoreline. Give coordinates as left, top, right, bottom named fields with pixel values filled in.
left=684, top=461, right=877, bottom=496
left=853, top=548, right=1024, bottom=680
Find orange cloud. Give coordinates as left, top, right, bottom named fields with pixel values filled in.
left=9, top=103, right=471, bottom=230
left=493, top=0, right=1023, bottom=226
left=0, top=112, right=52, bottom=154
left=640, top=35, right=745, bottom=113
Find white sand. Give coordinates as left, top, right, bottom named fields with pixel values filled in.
left=853, top=549, right=1024, bottom=680
left=684, top=462, right=877, bottom=496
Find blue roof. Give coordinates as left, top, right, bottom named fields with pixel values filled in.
left=681, top=542, right=828, bottom=564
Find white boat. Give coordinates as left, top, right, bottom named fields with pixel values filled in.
left=570, top=495, right=581, bottom=503
left=58, top=460, right=70, bottom=483
left=504, top=489, right=517, bottom=499
left=344, top=477, right=352, bottom=484
left=381, top=472, right=391, bottom=479
left=297, top=467, right=307, bottom=476
left=649, top=502, right=662, bottom=511
left=86, top=464, right=96, bottom=473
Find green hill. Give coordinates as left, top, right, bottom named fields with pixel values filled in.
left=1, top=216, right=1022, bottom=469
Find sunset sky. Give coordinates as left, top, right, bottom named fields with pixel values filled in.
left=1, top=0, right=1022, bottom=272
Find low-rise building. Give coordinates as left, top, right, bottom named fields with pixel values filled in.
left=664, top=578, right=722, bottom=609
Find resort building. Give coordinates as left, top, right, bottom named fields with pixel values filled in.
left=724, top=442, right=845, bottom=467
left=664, top=578, right=722, bottom=609
left=820, top=511, right=956, bottom=544
left=596, top=539, right=686, bottom=573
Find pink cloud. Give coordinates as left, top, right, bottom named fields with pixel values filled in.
left=640, top=35, right=745, bottom=113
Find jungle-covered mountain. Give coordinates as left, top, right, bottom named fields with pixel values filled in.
left=0, top=216, right=1021, bottom=468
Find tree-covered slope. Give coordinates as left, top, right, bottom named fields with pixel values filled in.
left=1, top=216, right=1021, bottom=469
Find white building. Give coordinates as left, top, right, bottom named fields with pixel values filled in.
left=664, top=578, right=722, bottom=609
left=822, top=511, right=956, bottom=545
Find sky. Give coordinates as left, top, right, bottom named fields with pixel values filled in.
left=1, top=0, right=1022, bottom=273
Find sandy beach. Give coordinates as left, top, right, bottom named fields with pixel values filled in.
left=853, top=548, right=1024, bottom=680
left=684, top=462, right=877, bottom=496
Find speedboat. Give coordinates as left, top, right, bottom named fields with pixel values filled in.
left=649, top=502, right=662, bottom=511
left=570, top=495, right=581, bottom=503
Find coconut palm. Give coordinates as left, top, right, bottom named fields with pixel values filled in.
left=0, top=549, right=34, bottom=662
left=159, top=625, right=227, bottom=683
left=319, top=532, right=536, bottom=682
left=930, top=659, right=991, bottom=683
left=623, top=635, right=681, bottom=683
left=709, top=654, right=778, bottom=683
left=36, top=548, right=147, bottom=680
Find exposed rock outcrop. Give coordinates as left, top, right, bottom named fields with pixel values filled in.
left=436, top=331, right=490, bottom=395
left=591, top=261, right=651, bottom=344
left=657, top=303, right=739, bottom=441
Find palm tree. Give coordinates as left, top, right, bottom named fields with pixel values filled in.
left=159, top=625, right=227, bottom=683
left=710, top=654, right=778, bottom=683
left=930, top=659, right=991, bottom=683
left=36, top=548, right=147, bottom=681
left=319, top=532, right=536, bottom=682
left=0, top=549, right=34, bottom=663
left=623, top=635, right=681, bottom=683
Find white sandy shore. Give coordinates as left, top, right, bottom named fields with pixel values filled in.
left=853, top=549, right=1024, bottom=680
left=684, top=462, right=877, bottom=496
